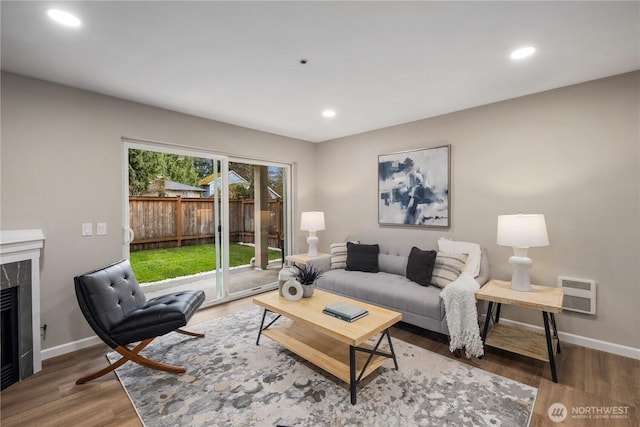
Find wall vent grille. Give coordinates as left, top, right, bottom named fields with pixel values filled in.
left=558, top=276, right=596, bottom=315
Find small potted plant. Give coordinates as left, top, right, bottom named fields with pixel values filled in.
left=293, top=264, right=322, bottom=298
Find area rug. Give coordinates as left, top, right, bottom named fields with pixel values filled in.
left=108, top=307, right=537, bottom=426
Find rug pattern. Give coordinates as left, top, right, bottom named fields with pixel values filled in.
left=108, top=307, right=537, bottom=426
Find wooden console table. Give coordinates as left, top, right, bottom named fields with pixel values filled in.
left=285, top=252, right=331, bottom=267
left=476, top=279, right=564, bottom=382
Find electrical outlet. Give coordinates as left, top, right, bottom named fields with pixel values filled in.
left=82, top=223, right=93, bottom=236
left=97, top=223, right=107, bottom=236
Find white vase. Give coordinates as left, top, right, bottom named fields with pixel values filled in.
left=282, top=278, right=303, bottom=301
left=278, top=267, right=295, bottom=297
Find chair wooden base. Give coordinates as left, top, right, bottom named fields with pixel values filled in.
left=76, top=329, right=205, bottom=385
left=176, top=328, right=205, bottom=338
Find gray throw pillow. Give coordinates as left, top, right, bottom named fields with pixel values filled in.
left=406, top=247, right=437, bottom=286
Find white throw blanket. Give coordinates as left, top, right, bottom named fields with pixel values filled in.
left=440, top=273, right=484, bottom=358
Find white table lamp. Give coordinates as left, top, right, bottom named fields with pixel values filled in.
left=301, top=211, right=325, bottom=257
left=497, top=214, right=549, bottom=292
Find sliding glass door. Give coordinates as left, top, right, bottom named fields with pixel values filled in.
left=123, top=139, right=291, bottom=305
left=123, top=140, right=227, bottom=305
left=226, top=158, right=290, bottom=298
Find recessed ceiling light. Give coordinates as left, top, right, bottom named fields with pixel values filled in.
left=510, top=46, right=536, bottom=60
left=322, top=110, right=336, bottom=118
left=47, top=9, right=81, bottom=27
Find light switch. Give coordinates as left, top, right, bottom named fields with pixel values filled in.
left=97, top=223, right=107, bottom=236
left=82, top=223, right=93, bottom=236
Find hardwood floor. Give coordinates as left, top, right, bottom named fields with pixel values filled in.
left=2, top=295, right=638, bottom=426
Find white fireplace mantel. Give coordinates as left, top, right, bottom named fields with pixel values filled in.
left=0, top=229, right=46, bottom=255
left=0, top=229, right=45, bottom=374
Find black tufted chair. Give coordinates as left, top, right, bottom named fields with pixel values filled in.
left=74, top=259, right=205, bottom=384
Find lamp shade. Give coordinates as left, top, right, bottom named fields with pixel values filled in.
left=300, top=211, right=325, bottom=232
left=497, top=214, right=549, bottom=248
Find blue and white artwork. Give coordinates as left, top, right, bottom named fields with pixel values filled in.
left=378, top=145, right=450, bottom=227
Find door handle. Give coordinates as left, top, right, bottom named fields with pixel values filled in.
left=123, top=227, right=134, bottom=244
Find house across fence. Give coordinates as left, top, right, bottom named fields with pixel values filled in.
left=129, top=196, right=283, bottom=251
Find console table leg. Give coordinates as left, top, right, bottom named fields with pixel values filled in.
left=550, top=313, right=561, bottom=353
left=543, top=311, right=559, bottom=383
left=481, top=302, right=494, bottom=348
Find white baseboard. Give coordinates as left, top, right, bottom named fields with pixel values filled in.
left=41, top=319, right=640, bottom=361
left=41, top=335, right=102, bottom=360
left=488, top=317, right=640, bottom=360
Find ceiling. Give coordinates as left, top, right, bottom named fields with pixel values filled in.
left=2, top=1, right=639, bottom=143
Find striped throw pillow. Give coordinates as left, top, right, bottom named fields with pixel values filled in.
left=330, top=241, right=359, bottom=269
left=431, top=252, right=469, bottom=288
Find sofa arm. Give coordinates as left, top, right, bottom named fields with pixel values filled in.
left=306, top=255, right=331, bottom=273
left=475, top=248, right=490, bottom=287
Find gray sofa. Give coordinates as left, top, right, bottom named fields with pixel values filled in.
left=313, top=242, right=489, bottom=335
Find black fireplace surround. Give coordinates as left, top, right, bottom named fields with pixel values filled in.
left=0, top=260, right=33, bottom=390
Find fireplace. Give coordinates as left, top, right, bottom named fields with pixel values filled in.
left=0, top=230, right=45, bottom=389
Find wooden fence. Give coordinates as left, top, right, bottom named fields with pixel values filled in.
left=129, top=196, right=283, bottom=252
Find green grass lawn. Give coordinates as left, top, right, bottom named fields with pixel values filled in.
left=130, top=243, right=282, bottom=283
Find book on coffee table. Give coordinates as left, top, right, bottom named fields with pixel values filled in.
left=323, top=301, right=369, bottom=322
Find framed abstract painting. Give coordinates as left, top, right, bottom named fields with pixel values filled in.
left=378, top=145, right=450, bottom=228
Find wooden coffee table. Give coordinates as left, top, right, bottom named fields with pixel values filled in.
left=253, top=289, right=402, bottom=405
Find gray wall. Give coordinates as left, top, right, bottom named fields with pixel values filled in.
left=0, top=72, right=318, bottom=350
left=2, top=70, right=639, bottom=353
left=317, top=72, right=640, bottom=349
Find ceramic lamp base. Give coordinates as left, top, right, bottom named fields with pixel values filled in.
left=509, top=254, right=534, bottom=292
left=307, top=232, right=319, bottom=257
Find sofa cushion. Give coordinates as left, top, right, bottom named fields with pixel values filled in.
left=406, top=247, right=437, bottom=286
left=346, top=242, right=379, bottom=273
left=317, top=269, right=444, bottom=321
left=379, top=253, right=408, bottom=276
left=431, top=252, right=468, bottom=288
